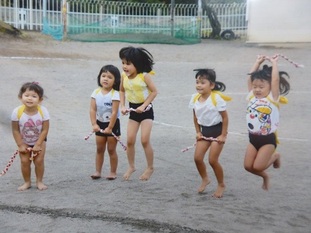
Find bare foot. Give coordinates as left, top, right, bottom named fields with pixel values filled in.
left=106, top=172, right=117, bottom=180
left=123, top=167, right=136, bottom=180
left=139, top=167, right=154, bottom=181
left=262, top=175, right=270, bottom=191
left=91, top=172, right=101, bottom=179
left=213, top=184, right=225, bottom=198
left=37, top=182, right=48, bottom=190
left=18, top=182, right=31, bottom=191
left=273, top=153, right=281, bottom=168
left=198, top=178, right=211, bottom=193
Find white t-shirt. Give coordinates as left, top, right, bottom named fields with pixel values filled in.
left=189, top=93, right=226, bottom=127
left=11, top=105, right=50, bottom=146
left=246, top=91, right=280, bottom=135
left=91, top=88, right=120, bottom=123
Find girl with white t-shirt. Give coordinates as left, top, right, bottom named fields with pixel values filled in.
left=89, top=65, right=121, bottom=180
left=189, top=69, right=231, bottom=198
left=11, top=82, right=50, bottom=191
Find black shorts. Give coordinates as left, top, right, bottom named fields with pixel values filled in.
left=95, top=118, right=121, bottom=137
left=249, top=133, right=277, bottom=151
left=200, top=122, right=222, bottom=138
left=129, top=102, right=154, bottom=123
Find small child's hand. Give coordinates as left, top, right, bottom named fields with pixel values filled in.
left=92, top=124, right=100, bottom=132
left=256, top=55, right=266, bottom=64
left=121, top=106, right=128, bottom=115
left=135, top=105, right=145, bottom=113
left=196, top=132, right=203, bottom=141
left=18, top=144, right=29, bottom=154
left=267, top=54, right=279, bottom=64
left=217, top=135, right=227, bottom=144
left=102, top=127, right=112, bottom=135
left=32, top=145, right=42, bottom=154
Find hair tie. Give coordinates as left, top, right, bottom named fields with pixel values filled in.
left=32, top=81, right=40, bottom=85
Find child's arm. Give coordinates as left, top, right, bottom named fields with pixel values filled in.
left=102, top=100, right=119, bottom=134
left=247, top=55, right=265, bottom=92
left=269, top=55, right=280, bottom=101
left=12, top=121, right=28, bottom=153
left=119, top=75, right=127, bottom=115
left=193, top=110, right=202, bottom=140
left=90, top=98, right=100, bottom=132
left=33, top=120, right=49, bottom=153
left=218, top=110, right=229, bottom=143
left=136, top=73, right=157, bottom=113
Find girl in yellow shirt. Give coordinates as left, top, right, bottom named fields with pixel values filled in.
left=119, top=46, right=158, bottom=181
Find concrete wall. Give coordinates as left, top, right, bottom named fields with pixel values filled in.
left=246, top=0, right=311, bottom=43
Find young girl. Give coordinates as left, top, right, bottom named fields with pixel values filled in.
left=244, top=55, right=290, bottom=190
left=89, top=65, right=121, bottom=180
left=119, top=46, right=157, bottom=181
left=11, top=82, right=50, bottom=191
left=189, top=69, right=231, bottom=198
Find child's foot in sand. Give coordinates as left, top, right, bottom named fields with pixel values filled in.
left=90, top=172, right=101, bottom=180
left=37, top=182, right=48, bottom=190
left=273, top=153, right=281, bottom=168
left=212, top=184, right=225, bottom=198
left=18, top=182, right=31, bottom=191
left=139, top=167, right=154, bottom=181
left=123, top=167, right=136, bottom=180
left=262, top=175, right=270, bottom=191
left=198, top=178, right=211, bottom=193
left=106, top=172, right=117, bottom=180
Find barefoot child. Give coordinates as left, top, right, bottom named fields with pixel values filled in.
left=11, top=82, right=50, bottom=191
left=119, top=46, right=158, bottom=181
left=89, top=65, right=121, bottom=180
left=189, top=69, right=231, bottom=198
left=244, top=55, right=290, bottom=190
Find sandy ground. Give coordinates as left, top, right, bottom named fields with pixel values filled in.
left=0, top=32, right=310, bottom=233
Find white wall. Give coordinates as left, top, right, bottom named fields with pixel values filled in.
left=246, top=0, right=311, bottom=43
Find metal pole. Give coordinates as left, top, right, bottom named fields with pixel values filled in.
left=170, top=0, right=175, bottom=37
left=62, top=0, right=67, bottom=40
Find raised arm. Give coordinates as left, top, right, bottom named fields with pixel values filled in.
left=247, top=55, right=265, bottom=92
left=268, top=55, right=280, bottom=101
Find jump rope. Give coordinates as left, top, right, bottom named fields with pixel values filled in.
left=0, top=148, right=38, bottom=177
left=84, top=104, right=153, bottom=150
left=0, top=56, right=303, bottom=176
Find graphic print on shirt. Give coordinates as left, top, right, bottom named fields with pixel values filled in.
left=246, top=99, right=272, bottom=135
left=22, top=118, right=42, bottom=144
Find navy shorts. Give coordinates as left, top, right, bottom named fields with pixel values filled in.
left=129, top=102, right=154, bottom=123
left=95, top=119, right=121, bottom=137
left=200, top=122, right=222, bottom=138
left=249, top=133, right=277, bottom=151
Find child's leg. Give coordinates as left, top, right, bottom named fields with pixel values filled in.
left=123, top=119, right=140, bottom=180
left=33, top=142, right=47, bottom=190
left=208, top=142, right=225, bottom=198
left=106, top=137, right=118, bottom=179
left=139, top=119, right=154, bottom=181
left=91, top=136, right=107, bottom=178
left=194, top=141, right=210, bottom=193
left=18, top=151, right=32, bottom=191
left=244, top=143, right=276, bottom=190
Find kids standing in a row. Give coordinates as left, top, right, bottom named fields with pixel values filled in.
left=119, top=46, right=158, bottom=181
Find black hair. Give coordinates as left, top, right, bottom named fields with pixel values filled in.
left=119, top=46, right=154, bottom=74
left=249, top=65, right=290, bottom=95
left=18, top=82, right=44, bottom=99
left=97, top=65, right=121, bottom=91
left=194, top=68, right=226, bottom=92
